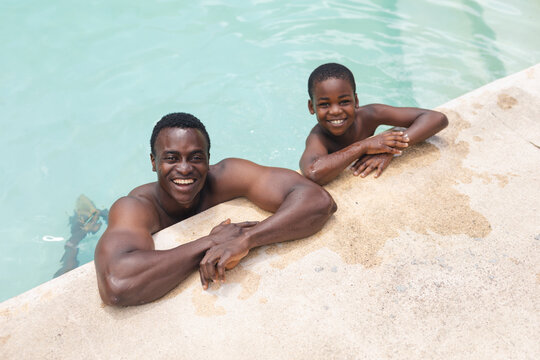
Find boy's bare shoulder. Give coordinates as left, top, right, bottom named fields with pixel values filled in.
left=357, top=104, right=387, bottom=124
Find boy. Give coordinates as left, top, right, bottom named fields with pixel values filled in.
left=300, top=63, right=448, bottom=185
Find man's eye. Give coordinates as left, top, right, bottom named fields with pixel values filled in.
left=164, top=156, right=175, bottom=161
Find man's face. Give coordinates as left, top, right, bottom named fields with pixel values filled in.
left=308, top=77, right=358, bottom=137
left=151, top=127, right=209, bottom=208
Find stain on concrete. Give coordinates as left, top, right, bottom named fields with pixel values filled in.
left=0, top=335, right=10, bottom=346
left=224, top=265, right=261, bottom=300
left=497, top=94, right=518, bottom=110
left=472, top=103, right=483, bottom=109
left=191, top=288, right=225, bottom=317
left=267, top=110, right=492, bottom=269
left=473, top=136, right=483, bottom=142
left=40, top=290, right=53, bottom=302
left=259, top=297, right=268, bottom=304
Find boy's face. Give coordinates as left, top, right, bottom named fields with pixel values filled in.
left=308, top=78, right=358, bottom=137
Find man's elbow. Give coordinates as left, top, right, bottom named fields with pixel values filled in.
left=98, top=275, right=138, bottom=307
left=315, top=187, right=337, bottom=219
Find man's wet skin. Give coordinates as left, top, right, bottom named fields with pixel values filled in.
left=95, top=120, right=336, bottom=306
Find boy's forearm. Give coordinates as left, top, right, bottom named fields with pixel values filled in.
left=304, top=142, right=366, bottom=185
left=403, top=110, right=448, bottom=145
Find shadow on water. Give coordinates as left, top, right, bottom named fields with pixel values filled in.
left=464, top=0, right=506, bottom=78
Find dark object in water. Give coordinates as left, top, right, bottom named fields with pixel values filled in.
left=54, top=195, right=108, bottom=278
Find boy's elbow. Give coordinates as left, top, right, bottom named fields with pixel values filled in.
left=303, top=167, right=328, bottom=186
left=435, top=111, right=449, bottom=130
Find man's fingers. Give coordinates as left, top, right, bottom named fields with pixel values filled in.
left=199, top=267, right=209, bottom=290
left=236, top=221, right=259, bottom=228
left=221, top=218, right=231, bottom=225
left=216, top=256, right=229, bottom=283
left=374, top=165, right=384, bottom=178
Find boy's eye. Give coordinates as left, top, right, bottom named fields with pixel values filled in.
left=318, top=103, right=329, bottom=108
left=340, top=100, right=350, bottom=105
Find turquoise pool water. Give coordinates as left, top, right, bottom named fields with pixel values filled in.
left=1, top=0, right=539, bottom=302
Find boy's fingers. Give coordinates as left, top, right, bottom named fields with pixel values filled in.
left=361, top=165, right=375, bottom=177
left=354, top=162, right=368, bottom=176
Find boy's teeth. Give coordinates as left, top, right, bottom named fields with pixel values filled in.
left=329, top=119, right=345, bottom=124
left=173, top=179, right=194, bottom=185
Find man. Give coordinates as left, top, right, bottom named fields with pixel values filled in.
left=95, top=112, right=336, bottom=306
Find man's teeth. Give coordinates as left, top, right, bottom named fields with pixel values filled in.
left=329, top=119, right=345, bottom=125
left=173, top=179, right=195, bottom=185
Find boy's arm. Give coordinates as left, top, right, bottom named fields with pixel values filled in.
left=350, top=105, right=448, bottom=178
left=299, top=130, right=408, bottom=185
left=365, top=104, right=448, bottom=145
left=94, top=197, right=256, bottom=306
left=198, top=159, right=337, bottom=288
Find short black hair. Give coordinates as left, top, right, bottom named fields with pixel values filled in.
left=307, top=63, right=356, bottom=99
left=150, top=112, right=211, bottom=156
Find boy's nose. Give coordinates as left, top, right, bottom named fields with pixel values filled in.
left=329, top=104, right=342, bottom=115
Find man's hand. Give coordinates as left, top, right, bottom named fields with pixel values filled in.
left=351, top=153, right=394, bottom=178
left=360, top=131, right=409, bottom=155
left=200, top=219, right=258, bottom=289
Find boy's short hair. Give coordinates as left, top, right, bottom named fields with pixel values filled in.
left=308, top=63, right=356, bottom=99
left=150, top=112, right=211, bottom=157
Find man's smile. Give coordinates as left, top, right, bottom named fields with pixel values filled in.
left=172, top=178, right=196, bottom=186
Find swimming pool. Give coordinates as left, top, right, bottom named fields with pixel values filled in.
left=1, top=0, right=539, bottom=302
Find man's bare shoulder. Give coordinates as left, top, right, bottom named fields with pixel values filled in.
left=207, top=158, right=261, bottom=186
left=109, top=184, right=159, bottom=232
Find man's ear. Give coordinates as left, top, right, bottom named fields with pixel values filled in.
left=308, top=99, right=315, bottom=114
left=354, top=93, right=359, bottom=108
left=150, top=153, right=156, bottom=172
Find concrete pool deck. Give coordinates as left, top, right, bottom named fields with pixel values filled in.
left=1, top=64, right=539, bottom=359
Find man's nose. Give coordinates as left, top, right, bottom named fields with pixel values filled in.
left=176, top=160, right=192, bottom=174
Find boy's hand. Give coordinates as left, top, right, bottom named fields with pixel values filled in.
left=361, top=131, right=409, bottom=155
left=351, top=153, right=394, bottom=178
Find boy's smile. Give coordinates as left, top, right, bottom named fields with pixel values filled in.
left=308, top=77, right=358, bottom=137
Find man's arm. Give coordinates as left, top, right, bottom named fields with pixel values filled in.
left=299, top=129, right=409, bottom=185
left=199, top=159, right=337, bottom=288
left=94, top=197, right=252, bottom=306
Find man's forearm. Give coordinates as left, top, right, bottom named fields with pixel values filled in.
left=242, top=185, right=336, bottom=249
left=97, top=236, right=213, bottom=306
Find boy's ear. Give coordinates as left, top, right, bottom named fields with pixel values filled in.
left=150, top=153, right=156, bottom=172
left=308, top=99, right=315, bottom=114
left=354, top=93, right=359, bottom=108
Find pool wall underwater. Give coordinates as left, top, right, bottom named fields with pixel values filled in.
left=1, top=0, right=540, bottom=301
